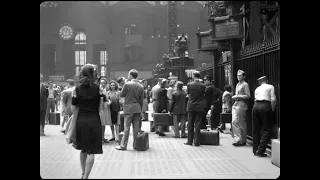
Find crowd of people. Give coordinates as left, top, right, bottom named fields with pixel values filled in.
left=40, top=64, right=276, bottom=179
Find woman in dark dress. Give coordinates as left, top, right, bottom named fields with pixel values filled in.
left=71, top=64, right=106, bottom=179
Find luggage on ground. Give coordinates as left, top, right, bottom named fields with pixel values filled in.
left=134, top=132, right=149, bottom=151
left=200, top=129, right=220, bottom=145
left=49, top=112, right=60, bottom=125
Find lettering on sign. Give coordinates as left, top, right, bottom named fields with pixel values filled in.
left=49, top=75, right=65, bottom=82
left=215, top=21, right=240, bottom=39
left=201, top=35, right=213, bottom=48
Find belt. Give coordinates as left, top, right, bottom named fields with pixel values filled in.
left=255, top=100, right=270, bottom=103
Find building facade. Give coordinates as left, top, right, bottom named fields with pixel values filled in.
left=40, top=1, right=212, bottom=81
left=197, top=1, right=280, bottom=142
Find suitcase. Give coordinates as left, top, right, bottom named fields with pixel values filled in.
left=118, top=132, right=124, bottom=145
left=49, top=112, right=60, bottom=125
left=153, top=113, right=173, bottom=126
left=150, top=121, right=169, bottom=132
left=200, top=129, right=219, bottom=145
left=220, top=113, right=232, bottom=123
left=134, top=132, right=149, bottom=151
left=271, top=139, right=280, bottom=167
left=119, top=111, right=124, bottom=132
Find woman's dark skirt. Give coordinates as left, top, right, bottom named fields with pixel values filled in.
left=75, top=112, right=103, bottom=154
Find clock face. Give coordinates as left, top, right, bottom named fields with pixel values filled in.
left=59, top=25, right=73, bottom=40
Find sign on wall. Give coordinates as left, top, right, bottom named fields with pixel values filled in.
left=212, top=15, right=244, bottom=41
left=49, top=75, right=65, bottom=82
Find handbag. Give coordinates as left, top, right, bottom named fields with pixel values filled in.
left=66, top=106, right=79, bottom=145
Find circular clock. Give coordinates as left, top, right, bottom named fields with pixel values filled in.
left=59, top=25, right=74, bottom=40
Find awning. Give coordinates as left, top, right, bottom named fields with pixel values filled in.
left=198, top=41, right=230, bottom=52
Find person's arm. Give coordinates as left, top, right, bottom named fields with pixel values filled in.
left=71, top=88, right=78, bottom=112
left=120, top=84, right=128, bottom=98
left=44, top=86, right=49, bottom=98
left=164, top=89, right=168, bottom=111
left=169, top=93, right=176, bottom=114
left=139, top=88, right=144, bottom=110
left=270, top=85, right=276, bottom=111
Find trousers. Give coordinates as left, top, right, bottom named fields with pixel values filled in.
left=187, top=111, right=203, bottom=145
left=45, top=98, right=55, bottom=121
left=119, top=113, right=141, bottom=149
left=173, top=114, right=187, bottom=137
left=252, top=101, right=272, bottom=154
left=232, top=106, right=247, bottom=143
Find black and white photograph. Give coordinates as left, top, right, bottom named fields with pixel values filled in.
left=40, top=1, right=280, bottom=179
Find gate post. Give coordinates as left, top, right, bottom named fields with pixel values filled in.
left=230, top=39, right=242, bottom=91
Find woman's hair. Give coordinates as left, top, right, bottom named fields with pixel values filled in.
left=99, top=77, right=108, bottom=84
left=169, top=80, right=177, bottom=87
left=109, top=80, right=118, bottom=91
left=224, top=85, right=232, bottom=92
left=78, top=64, right=97, bottom=87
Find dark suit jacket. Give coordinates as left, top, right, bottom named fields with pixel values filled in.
left=186, top=80, right=206, bottom=112
left=169, top=90, right=187, bottom=115
left=120, top=79, right=144, bottom=114
left=203, top=84, right=214, bottom=110
left=155, top=87, right=168, bottom=113
left=40, top=83, right=48, bottom=111
left=211, top=87, right=223, bottom=113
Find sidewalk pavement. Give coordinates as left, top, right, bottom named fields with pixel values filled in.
left=41, top=103, right=279, bottom=179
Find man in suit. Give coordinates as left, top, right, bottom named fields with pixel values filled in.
left=151, top=78, right=162, bottom=133
left=40, top=74, right=48, bottom=136
left=60, top=79, right=75, bottom=134
left=210, top=81, right=223, bottom=131
left=155, top=79, right=169, bottom=136
left=116, top=69, right=144, bottom=151
left=169, top=81, right=188, bottom=138
left=184, top=71, right=206, bottom=146
left=201, top=75, right=214, bottom=129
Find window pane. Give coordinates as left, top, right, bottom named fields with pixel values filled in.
left=75, top=34, right=79, bottom=41
left=100, top=51, right=103, bottom=65
left=105, top=51, right=108, bottom=65
left=79, top=51, right=83, bottom=65
left=75, top=51, right=79, bottom=65
left=84, top=51, right=86, bottom=64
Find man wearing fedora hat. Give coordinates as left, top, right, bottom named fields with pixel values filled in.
left=252, top=76, right=276, bottom=157
left=231, top=70, right=251, bottom=147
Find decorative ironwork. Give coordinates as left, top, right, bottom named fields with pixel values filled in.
left=168, top=1, right=177, bottom=56
left=205, top=1, right=229, bottom=19
left=40, top=1, right=58, bottom=8
left=239, top=35, right=279, bottom=59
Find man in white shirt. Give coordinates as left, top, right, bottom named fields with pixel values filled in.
left=252, top=76, right=276, bottom=157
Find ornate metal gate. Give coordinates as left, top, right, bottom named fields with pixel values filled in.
left=236, top=35, right=280, bottom=141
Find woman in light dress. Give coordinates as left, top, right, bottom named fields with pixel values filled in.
left=107, top=80, right=121, bottom=142
left=99, top=78, right=112, bottom=143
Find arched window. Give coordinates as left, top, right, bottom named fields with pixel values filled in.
left=75, top=32, right=86, bottom=44
left=75, top=32, right=87, bottom=76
